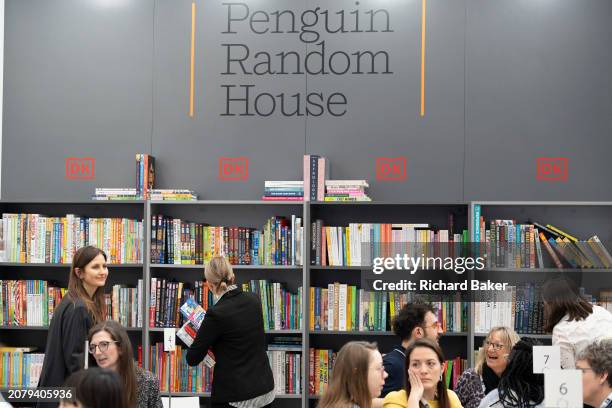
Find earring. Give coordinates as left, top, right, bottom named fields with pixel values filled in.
left=439, top=374, right=443, bottom=381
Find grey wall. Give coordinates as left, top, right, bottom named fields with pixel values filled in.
left=3, top=0, right=612, bottom=201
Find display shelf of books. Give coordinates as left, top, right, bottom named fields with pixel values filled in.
left=0, top=200, right=147, bottom=394
left=468, top=201, right=612, bottom=364
left=144, top=201, right=306, bottom=406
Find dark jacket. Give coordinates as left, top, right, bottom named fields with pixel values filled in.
left=186, top=287, right=274, bottom=403
left=36, top=295, right=93, bottom=408
left=381, top=345, right=407, bottom=397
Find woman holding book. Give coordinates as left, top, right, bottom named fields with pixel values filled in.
left=88, top=320, right=162, bottom=408
left=477, top=338, right=544, bottom=408
left=37, top=246, right=109, bottom=408
left=543, top=276, right=612, bottom=369
left=383, top=338, right=463, bottom=408
left=318, top=341, right=388, bottom=408
left=186, top=256, right=275, bottom=408
left=455, top=327, right=520, bottom=408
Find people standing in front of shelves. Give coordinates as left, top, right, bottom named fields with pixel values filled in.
left=374, top=301, right=443, bottom=408
left=37, top=246, right=108, bottom=408
left=542, top=276, right=612, bottom=369
left=455, top=327, right=520, bottom=408
left=318, top=341, right=388, bottom=408
left=477, top=338, right=544, bottom=408
left=186, top=256, right=275, bottom=408
left=576, top=339, right=612, bottom=408
left=382, top=338, right=463, bottom=408
left=88, top=320, right=163, bottom=408
left=59, top=367, right=127, bottom=408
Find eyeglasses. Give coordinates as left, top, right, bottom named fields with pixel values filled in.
left=88, top=341, right=119, bottom=354
left=485, top=341, right=505, bottom=351
left=422, top=321, right=441, bottom=330
left=576, top=367, right=595, bottom=374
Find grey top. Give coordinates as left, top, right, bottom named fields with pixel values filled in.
left=136, top=367, right=163, bottom=408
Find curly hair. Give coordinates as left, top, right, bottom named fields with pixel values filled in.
left=497, top=338, right=545, bottom=408
left=392, top=301, right=435, bottom=341
left=576, top=338, right=612, bottom=387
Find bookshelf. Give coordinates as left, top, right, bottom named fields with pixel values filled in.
left=2, top=200, right=612, bottom=408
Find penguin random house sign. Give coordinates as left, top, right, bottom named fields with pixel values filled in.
left=187, top=0, right=428, bottom=118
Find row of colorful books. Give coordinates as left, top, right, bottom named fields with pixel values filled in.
left=0, top=213, right=144, bottom=264
left=106, top=280, right=144, bottom=328
left=92, top=188, right=198, bottom=201
left=262, top=180, right=304, bottom=201
left=267, top=337, right=302, bottom=395
left=0, top=279, right=143, bottom=328
left=309, top=286, right=388, bottom=332
left=310, top=220, right=469, bottom=266
left=150, top=215, right=304, bottom=266
left=149, top=279, right=301, bottom=331
left=241, top=281, right=302, bottom=330
left=0, top=280, right=65, bottom=327
left=0, top=348, right=44, bottom=388
left=473, top=206, right=612, bottom=269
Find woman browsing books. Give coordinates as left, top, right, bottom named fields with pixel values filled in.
left=88, top=320, right=163, bottom=408
left=186, top=256, right=275, bottom=408
left=37, top=246, right=109, bottom=408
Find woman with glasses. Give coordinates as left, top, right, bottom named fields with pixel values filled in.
left=318, top=341, right=388, bottom=408
left=455, top=327, right=520, bottom=408
left=37, top=246, right=109, bottom=408
left=477, top=338, right=544, bottom=408
left=88, top=320, right=163, bottom=408
left=542, top=276, right=612, bottom=369
left=575, top=339, right=612, bottom=408
left=383, top=338, right=463, bottom=408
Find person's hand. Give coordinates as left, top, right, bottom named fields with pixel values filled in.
left=407, top=370, right=425, bottom=403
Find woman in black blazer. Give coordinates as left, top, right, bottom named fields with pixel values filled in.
left=186, top=256, right=275, bottom=408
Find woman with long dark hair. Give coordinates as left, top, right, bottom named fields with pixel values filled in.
left=383, top=338, right=462, bottom=408
left=318, top=341, right=388, bottom=408
left=478, top=338, right=544, bottom=408
left=542, top=276, right=612, bottom=368
left=37, top=246, right=108, bottom=408
left=88, top=320, right=162, bottom=408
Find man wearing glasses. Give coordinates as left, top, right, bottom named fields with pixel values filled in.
left=372, top=302, right=443, bottom=407
left=575, top=339, right=612, bottom=408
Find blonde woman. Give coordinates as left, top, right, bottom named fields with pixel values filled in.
left=318, top=341, right=388, bottom=408
left=186, top=256, right=274, bottom=408
left=455, top=327, right=520, bottom=408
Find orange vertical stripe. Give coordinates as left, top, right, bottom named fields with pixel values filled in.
left=420, top=0, right=426, bottom=117
left=189, top=2, right=196, bottom=118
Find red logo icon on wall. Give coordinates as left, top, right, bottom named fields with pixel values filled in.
left=219, top=157, right=249, bottom=180
left=65, top=157, right=95, bottom=180
left=376, top=157, right=407, bottom=181
left=536, top=157, right=568, bottom=181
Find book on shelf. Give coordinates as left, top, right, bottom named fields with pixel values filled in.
left=0, top=280, right=66, bottom=327
left=473, top=206, right=612, bottom=269
left=241, top=280, right=302, bottom=330
left=324, top=179, right=371, bottom=202
left=263, top=181, right=303, bottom=201
left=150, top=215, right=303, bottom=266
left=91, top=188, right=140, bottom=201
left=149, top=344, right=213, bottom=393
left=0, top=349, right=44, bottom=388
left=136, top=154, right=156, bottom=199
left=389, top=292, right=467, bottom=333
left=105, top=281, right=144, bottom=328
left=150, top=189, right=197, bottom=201
left=310, top=221, right=467, bottom=267
left=303, top=155, right=330, bottom=202
left=0, top=213, right=143, bottom=264
left=267, top=337, right=302, bottom=395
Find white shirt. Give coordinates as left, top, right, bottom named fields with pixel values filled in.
left=552, top=305, right=612, bottom=369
